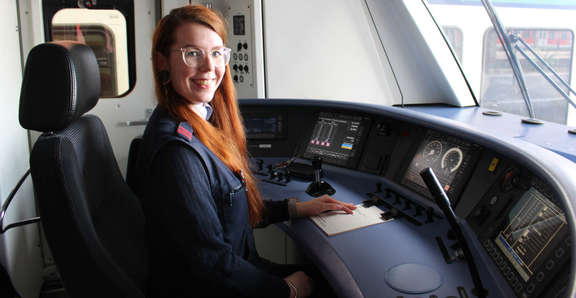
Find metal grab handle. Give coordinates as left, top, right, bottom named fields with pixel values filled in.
left=0, top=169, right=40, bottom=233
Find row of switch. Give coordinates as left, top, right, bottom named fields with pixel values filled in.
left=233, top=64, right=249, bottom=73
left=365, top=188, right=440, bottom=225
left=233, top=53, right=249, bottom=61
left=236, top=42, right=248, bottom=51
left=233, top=75, right=245, bottom=83
left=483, top=240, right=526, bottom=294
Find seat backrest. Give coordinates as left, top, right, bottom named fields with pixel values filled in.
left=19, top=42, right=148, bottom=298
left=126, top=136, right=144, bottom=195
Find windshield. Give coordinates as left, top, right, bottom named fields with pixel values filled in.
left=426, top=0, right=576, bottom=126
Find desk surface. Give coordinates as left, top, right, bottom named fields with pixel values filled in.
left=241, top=99, right=576, bottom=298
left=257, top=160, right=502, bottom=298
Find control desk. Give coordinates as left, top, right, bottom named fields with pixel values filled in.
left=240, top=99, right=576, bottom=298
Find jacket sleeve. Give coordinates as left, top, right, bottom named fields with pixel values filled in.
left=258, top=200, right=290, bottom=228
left=149, top=141, right=290, bottom=298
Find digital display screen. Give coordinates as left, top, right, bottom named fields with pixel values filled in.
left=233, top=15, right=245, bottom=36
left=244, top=113, right=284, bottom=139
left=402, top=130, right=476, bottom=202
left=494, top=187, right=567, bottom=282
left=302, top=113, right=367, bottom=167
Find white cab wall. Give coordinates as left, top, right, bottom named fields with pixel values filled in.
left=262, top=0, right=401, bottom=105
left=0, top=1, right=43, bottom=297
left=262, top=0, right=475, bottom=107
left=89, top=0, right=158, bottom=175
left=365, top=0, right=476, bottom=106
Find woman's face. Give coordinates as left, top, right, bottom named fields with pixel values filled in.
left=163, top=22, right=226, bottom=106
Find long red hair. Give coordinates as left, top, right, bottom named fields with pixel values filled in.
left=152, top=5, right=263, bottom=226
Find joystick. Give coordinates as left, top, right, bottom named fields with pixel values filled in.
left=305, top=157, right=336, bottom=197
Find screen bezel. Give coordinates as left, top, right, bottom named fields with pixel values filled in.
left=297, top=111, right=371, bottom=169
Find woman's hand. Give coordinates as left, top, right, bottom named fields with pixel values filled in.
left=296, top=195, right=357, bottom=217
left=285, top=271, right=313, bottom=297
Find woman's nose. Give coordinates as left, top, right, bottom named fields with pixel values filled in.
left=198, top=54, right=215, bottom=71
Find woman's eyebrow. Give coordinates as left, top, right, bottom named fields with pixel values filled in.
left=181, top=44, right=224, bottom=50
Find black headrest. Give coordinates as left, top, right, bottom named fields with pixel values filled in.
left=19, top=42, right=101, bottom=132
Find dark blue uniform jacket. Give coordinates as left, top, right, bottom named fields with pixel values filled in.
left=136, top=107, right=291, bottom=298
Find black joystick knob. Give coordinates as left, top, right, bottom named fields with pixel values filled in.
left=306, top=157, right=336, bottom=197
left=256, top=159, right=264, bottom=172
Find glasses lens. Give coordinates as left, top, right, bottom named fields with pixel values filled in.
left=182, top=48, right=201, bottom=67
left=181, top=48, right=230, bottom=67
left=209, top=48, right=230, bottom=67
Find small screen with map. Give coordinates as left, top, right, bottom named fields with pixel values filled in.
left=494, top=187, right=567, bottom=281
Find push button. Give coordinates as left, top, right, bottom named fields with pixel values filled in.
left=555, top=247, right=565, bottom=258
left=545, top=259, right=555, bottom=270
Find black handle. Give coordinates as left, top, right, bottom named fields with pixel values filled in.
left=420, top=168, right=487, bottom=298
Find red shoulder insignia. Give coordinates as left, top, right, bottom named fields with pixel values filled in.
left=177, top=123, right=193, bottom=141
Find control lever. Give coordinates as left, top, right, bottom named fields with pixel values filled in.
left=253, top=159, right=266, bottom=176
left=420, top=168, right=487, bottom=298
left=305, top=157, right=336, bottom=197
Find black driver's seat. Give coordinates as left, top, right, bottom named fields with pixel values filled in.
left=19, top=41, right=149, bottom=298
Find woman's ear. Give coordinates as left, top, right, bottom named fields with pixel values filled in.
left=157, top=53, right=169, bottom=71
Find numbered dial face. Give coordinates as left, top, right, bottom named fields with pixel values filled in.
left=441, top=147, right=464, bottom=173
left=423, top=141, right=443, bottom=163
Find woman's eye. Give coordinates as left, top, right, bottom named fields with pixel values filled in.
left=211, top=50, right=223, bottom=57
left=187, top=50, right=202, bottom=57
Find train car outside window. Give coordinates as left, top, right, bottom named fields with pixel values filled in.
left=51, top=9, right=129, bottom=98
left=481, top=29, right=574, bottom=124
left=426, top=0, right=576, bottom=126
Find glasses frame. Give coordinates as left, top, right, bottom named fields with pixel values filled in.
left=173, top=47, right=232, bottom=68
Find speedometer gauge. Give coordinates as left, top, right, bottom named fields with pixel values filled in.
left=423, top=140, right=442, bottom=163
left=441, top=147, right=463, bottom=173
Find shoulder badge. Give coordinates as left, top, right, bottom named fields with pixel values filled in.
left=177, top=123, right=193, bottom=141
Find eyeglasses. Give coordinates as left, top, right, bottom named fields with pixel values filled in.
left=174, top=47, right=231, bottom=68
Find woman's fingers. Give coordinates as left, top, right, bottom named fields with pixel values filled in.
left=319, top=196, right=357, bottom=212
left=323, top=203, right=354, bottom=214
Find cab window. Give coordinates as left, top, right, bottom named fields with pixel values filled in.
left=52, top=9, right=130, bottom=98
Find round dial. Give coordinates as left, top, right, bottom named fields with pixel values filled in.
left=441, top=147, right=464, bottom=173
left=422, top=141, right=443, bottom=163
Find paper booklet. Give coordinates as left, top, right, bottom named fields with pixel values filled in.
left=310, top=204, right=391, bottom=236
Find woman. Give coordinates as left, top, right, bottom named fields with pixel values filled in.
left=137, top=5, right=356, bottom=297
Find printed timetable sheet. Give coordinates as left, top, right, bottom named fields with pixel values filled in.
left=311, top=204, right=391, bottom=236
